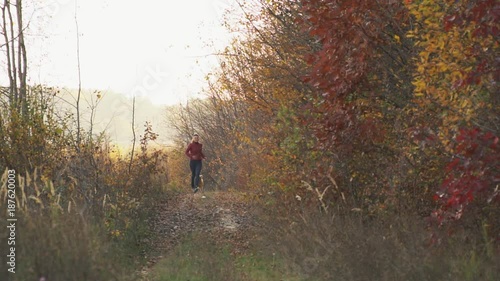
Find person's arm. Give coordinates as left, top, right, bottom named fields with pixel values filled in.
left=200, top=144, right=206, bottom=159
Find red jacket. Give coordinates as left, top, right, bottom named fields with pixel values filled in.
left=185, top=142, right=205, bottom=160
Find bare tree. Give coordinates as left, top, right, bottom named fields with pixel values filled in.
left=1, top=0, right=28, bottom=112
left=129, top=95, right=136, bottom=174
left=75, top=0, right=82, bottom=148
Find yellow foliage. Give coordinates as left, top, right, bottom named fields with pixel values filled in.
left=407, top=0, right=491, bottom=143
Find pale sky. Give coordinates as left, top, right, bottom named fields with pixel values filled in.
left=26, top=0, right=235, bottom=105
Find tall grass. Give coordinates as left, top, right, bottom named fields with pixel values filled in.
left=0, top=146, right=164, bottom=281
left=3, top=212, right=124, bottom=281
left=266, top=207, right=500, bottom=281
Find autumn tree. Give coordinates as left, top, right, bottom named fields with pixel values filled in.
left=0, top=0, right=73, bottom=176
left=407, top=0, right=499, bottom=232
left=211, top=0, right=319, bottom=190
left=296, top=0, right=431, bottom=212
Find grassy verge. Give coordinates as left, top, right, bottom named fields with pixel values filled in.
left=0, top=214, right=147, bottom=281
left=0, top=194, right=161, bottom=281
left=148, top=232, right=302, bottom=281
left=264, top=208, right=500, bottom=281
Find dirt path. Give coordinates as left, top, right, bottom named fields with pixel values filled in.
left=139, top=191, right=258, bottom=279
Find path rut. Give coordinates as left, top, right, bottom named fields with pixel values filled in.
left=139, top=191, right=257, bottom=279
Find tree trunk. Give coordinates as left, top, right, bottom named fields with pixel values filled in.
left=1, top=0, right=27, bottom=111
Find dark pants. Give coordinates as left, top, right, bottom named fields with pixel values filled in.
left=190, top=160, right=202, bottom=189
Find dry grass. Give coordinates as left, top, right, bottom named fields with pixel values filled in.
left=2, top=213, right=126, bottom=281
left=264, top=208, right=500, bottom=281
left=0, top=159, right=161, bottom=281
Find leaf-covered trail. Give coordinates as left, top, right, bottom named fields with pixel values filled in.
left=139, top=191, right=260, bottom=279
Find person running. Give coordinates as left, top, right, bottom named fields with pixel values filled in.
left=185, top=133, right=206, bottom=193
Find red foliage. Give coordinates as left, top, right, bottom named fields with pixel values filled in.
left=433, top=128, right=499, bottom=224
left=300, top=0, right=409, bottom=98
left=301, top=0, right=392, bottom=101
left=443, top=0, right=500, bottom=37
left=300, top=0, right=407, bottom=148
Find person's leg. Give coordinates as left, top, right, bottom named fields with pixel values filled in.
left=190, top=160, right=196, bottom=189
left=194, top=160, right=202, bottom=188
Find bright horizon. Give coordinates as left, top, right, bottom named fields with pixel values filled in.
left=25, top=0, right=236, bottom=106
